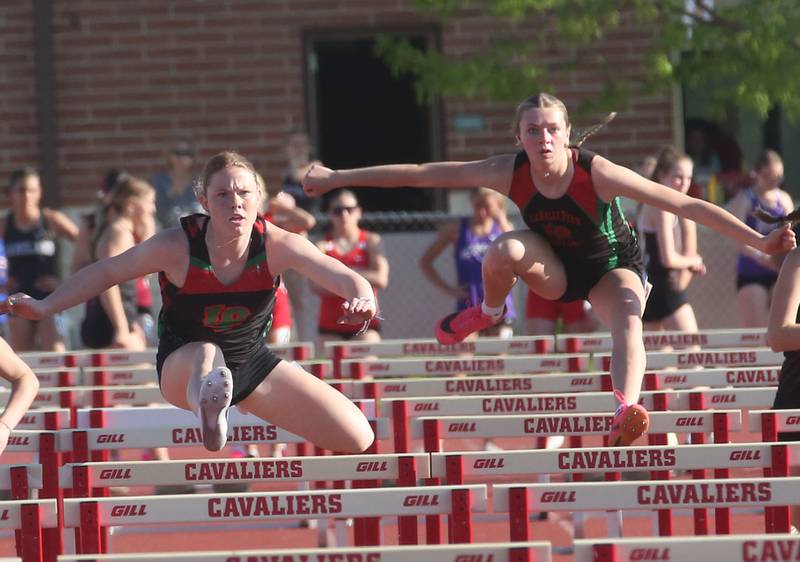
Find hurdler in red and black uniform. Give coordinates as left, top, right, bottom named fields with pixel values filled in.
left=157, top=213, right=281, bottom=404
left=508, top=147, right=644, bottom=302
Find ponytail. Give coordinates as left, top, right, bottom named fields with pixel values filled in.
left=754, top=207, right=800, bottom=226
left=572, top=112, right=616, bottom=147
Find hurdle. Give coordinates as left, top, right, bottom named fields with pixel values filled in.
left=561, top=327, right=766, bottom=353
left=59, top=453, right=428, bottom=548
left=385, top=387, right=777, bottom=453
left=0, top=369, right=79, bottom=389
left=338, top=352, right=592, bottom=380
left=56, top=541, right=552, bottom=562
left=415, top=410, right=741, bottom=450
left=325, top=335, right=556, bottom=377
left=599, top=347, right=781, bottom=371
left=4, top=432, right=62, bottom=561
left=17, top=342, right=314, bottom=370
left=338, top=364, right=781, bottom=404
left=62, top=404, right=385, bottom=463
left=495, top=476, right=800, bottom=542
left=62, top=485, right=488, bottom=553
left=573, top=534, right=798, bottom=562
left=0, top=499, right=58, bottom=562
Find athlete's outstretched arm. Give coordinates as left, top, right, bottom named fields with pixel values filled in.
left=266, top=224, right=377, bottom=325
left=768, top=248, right=800, bottom=352
left=0, top=229, right=184, bottom=319
left=302, top=155, right=516, bottom=198
left=592, top=156, right=796, bottom=255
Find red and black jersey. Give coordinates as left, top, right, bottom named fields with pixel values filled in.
left=508, top=147, right=640, bottom=271
left=157, top=214, right=278, bottom=366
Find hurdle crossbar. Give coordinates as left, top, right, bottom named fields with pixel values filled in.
left=340, top=353, right=590, bottom=379
left=59, top=453, right=430, bottom=489
left=431, top=441, right=795, bottom=480
left=416, top=410, right=740, bottom=441
left=494, top=477, right=799, bottom=540
left=63, top=485, right=488, bottom=553
left=561, top=327, right=766, bottom=353
left=599, top=347, right=780, bottom=371
left=573, top=534, right=797, bottom=562
left=56, top=541, right=552, bottom=562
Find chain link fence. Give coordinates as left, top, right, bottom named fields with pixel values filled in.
left=52, top=209, right=745, bottom=349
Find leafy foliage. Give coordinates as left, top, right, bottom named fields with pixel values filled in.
left=378, top=0, right=800, bottom=118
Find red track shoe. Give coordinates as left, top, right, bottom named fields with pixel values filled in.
left=435, top=304, right=504, bottom=345
left=608, top=389, right=649, bottom=447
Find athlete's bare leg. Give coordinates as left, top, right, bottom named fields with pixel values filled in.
left=481, top=230, right=568, bottom=308
left=588, top=268, right=647, bottom=405
left=238, top=360, right=373, bottom=453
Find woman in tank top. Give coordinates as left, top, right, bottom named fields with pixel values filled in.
left=419, top=187, right=515, bottom=337
left=304, top=92, right=795, bottom=448
left=314, top=189, right=389, bottom=345
left=79, top=176, right=155, bottom=350
left=728, top=150, right=794, bottom=327
left=1, top=167, right=78, bottom=351
left=3, top=152, right=375, bottom=455
left=637, top=147, right=706, bottom=335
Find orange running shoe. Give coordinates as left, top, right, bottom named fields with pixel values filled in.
left=435, top=305, right=504, bottom=345
left=608, top=389, right=649, bottom=446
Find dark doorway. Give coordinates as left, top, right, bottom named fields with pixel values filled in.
left=306, top=32, right=441, bottom=213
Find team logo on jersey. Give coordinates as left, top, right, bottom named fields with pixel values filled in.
left=202, top=304, right=252, bottom=332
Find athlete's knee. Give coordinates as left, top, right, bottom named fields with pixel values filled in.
left=340, top=416, right=375, bottom=454
left=485, top=233, right=527, bottom=268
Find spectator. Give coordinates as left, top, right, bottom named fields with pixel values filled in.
left=313, top=189, right=388, bottom=347
left=728, top=150, right=794, bottom=327
left=420, top=187, right=515, bottom=338
left=79, top=176, right=155, bottom=350
left=638, top=147, right=706, bottom=333
left=1, top=167, right=78, bottom=351
left=281, top=129, right=321, bottom=213
left=279, top=129, right=321, bottom=342
left=73, top=170, right=158, bottom=347
left=262, top=187, right=316, bottom=345
left=150, top=138, right=202, bottom=229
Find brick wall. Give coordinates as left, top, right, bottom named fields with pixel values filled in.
left=0, top=3, right=38, bottom=182
left=3, top=1, right=674, bottom=206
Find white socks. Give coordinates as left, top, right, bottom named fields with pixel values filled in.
left=481, top=302, right=504, bottom=319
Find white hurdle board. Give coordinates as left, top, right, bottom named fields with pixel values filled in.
left=0, top=499, right=57, bottom=529
left=413, top=409, right=741, bottom=439
left=494, top=477, right=800, bottom=512
left=750, top=409, right=800, bottom=433
left=383, top=387, right=777, bottom=417
left=341, top=353, right=589, bottom=378
left=342, top=366, right=782, bottom=400
left=59, top=453, right=431, bottom=488
left=14, top=409, right=70, bottom=430
left=325, top=336, right=554, bottom=358
left=561, top=327, right=766, bottom=353
left=597, top=347, right=781, bottom=371
left=573, top=535, right=798, bottom=562
left=430, top=441, right=795, bottom=479
left=0, top=465, right=42, bottom=491
left=62, top=485, right=488, bottom=526
left=57, top=541, right=552, bottom=562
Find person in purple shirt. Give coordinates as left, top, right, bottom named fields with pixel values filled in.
left=420, top=188, right=515, bottom=338
left=728, top=150, right=794, bottom=327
